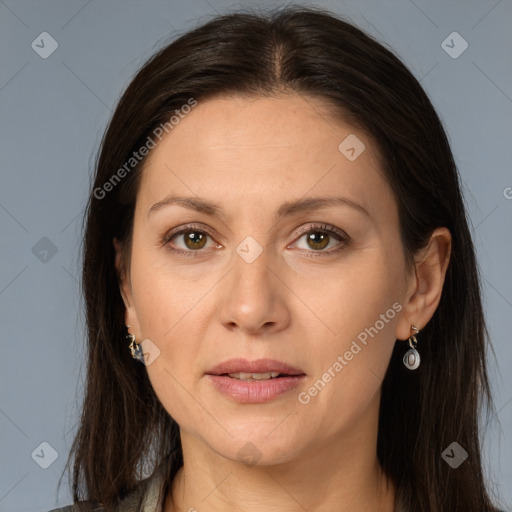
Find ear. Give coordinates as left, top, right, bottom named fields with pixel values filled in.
left=396, top=227, right=452, bottom=340
left=113, top=237, right=141, bottom=336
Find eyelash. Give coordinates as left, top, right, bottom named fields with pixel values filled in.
left=161, top=223, right=350, bottom=257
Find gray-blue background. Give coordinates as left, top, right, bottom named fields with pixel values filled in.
left=0, top=1, right=511, bottom=511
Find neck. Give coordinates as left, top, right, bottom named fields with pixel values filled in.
left=164, top=399, right=395, bottom=511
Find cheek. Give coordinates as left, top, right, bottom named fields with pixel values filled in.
left=131, top=262, right=212, bottom=426
left=298, top=249, right=404, bottom=413
left=129, top=241, right=215, bottom=340
left=128, top=245, right=220, bottom=394
left=294, top=245, right=405, bottom=346
left=300, top=298, right=400, bottom=439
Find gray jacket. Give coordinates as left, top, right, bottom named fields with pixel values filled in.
left=47, top=461, right=168, bottom=512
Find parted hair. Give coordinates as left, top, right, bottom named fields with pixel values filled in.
left=60, top=6, right=501, bottom=512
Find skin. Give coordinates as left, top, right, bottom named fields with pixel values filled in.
left=114, top=94, right=451, bottom=512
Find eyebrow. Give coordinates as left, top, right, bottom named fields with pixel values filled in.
left=147, top=194, right=370, bottom=219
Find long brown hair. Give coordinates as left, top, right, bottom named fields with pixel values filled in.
left=61, top=6, right=501, bottom=511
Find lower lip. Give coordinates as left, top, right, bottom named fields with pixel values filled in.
left=206, top=374, right=306, bottom=403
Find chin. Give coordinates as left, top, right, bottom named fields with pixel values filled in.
left=200, top=425, right=309, bottom=467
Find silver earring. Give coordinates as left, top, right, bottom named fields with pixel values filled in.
left=126, top=325, right=143, bottom=361
left=403, top=324, right=420, bottom=370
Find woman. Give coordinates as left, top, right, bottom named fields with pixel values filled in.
left=50, top=6, right=504, bottom=512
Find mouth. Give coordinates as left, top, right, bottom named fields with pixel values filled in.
left=206, top=358, right=305, bottom=378
left=205, top=359, right=306, bottom=403
left=206, top=374, right=306, bottom=403
left=222, top=371, right=289, bottom=381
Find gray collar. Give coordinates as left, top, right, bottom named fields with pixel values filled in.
left=140, top=467, right=167, bottom=512
left=117, top=460, right=170, bottom=512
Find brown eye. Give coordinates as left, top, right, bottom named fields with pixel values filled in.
left=164, top=225, right=219, bottom=254
left=183, top=231, right=207, bottom=250
left=306, top=232, right=330, bottom=250
left=290, top=224, right=349, bottom=255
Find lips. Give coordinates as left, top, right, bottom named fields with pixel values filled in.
left=206, top=358, right=305, bottom=377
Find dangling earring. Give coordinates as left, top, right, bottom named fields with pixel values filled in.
left=126, top=325, right=143, bottom=361
left=403, top=324, right=420, bottom=370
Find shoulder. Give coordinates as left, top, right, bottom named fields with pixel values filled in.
left=47, top=448, right=180, bottom=512
left=46, top=502, right=106, bottom=512
left=45, top=466, right=166, bottom=512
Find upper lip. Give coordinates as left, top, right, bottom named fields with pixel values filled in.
left=206, top=358, right=305, bottom=376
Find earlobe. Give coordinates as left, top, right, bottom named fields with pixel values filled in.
left=396, top=227, right=452, bottom=340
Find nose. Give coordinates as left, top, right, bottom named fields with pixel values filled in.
left=217, top=246, right=291, bottom=336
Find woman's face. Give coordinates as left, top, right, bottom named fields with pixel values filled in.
left=117, top=94, right=415, bottom=465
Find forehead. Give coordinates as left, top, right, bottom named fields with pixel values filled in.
left=136, top=94, right=394, bottom=221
